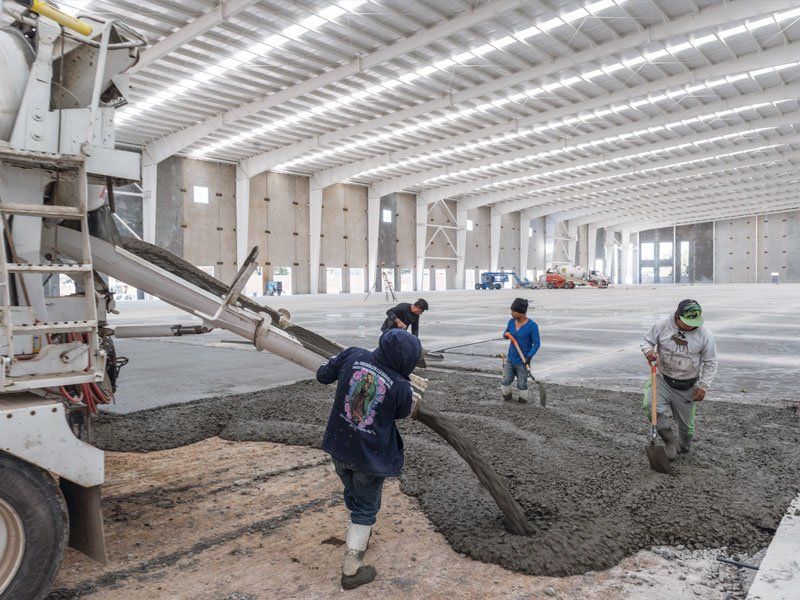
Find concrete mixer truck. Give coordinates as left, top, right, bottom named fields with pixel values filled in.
left=0, top=4, right=433, bottom=598
left=541, top=264, right=609, bottom=289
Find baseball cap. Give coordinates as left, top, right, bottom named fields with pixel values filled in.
left=677, top=299, right=704, bottom=327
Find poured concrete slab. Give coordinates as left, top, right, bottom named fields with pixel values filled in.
left=106, top=283, right=800, bottom=413
left=746, top=494, right=800, bottom=600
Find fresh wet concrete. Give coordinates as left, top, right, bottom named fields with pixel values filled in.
left=91, top=372, right=800, bottom=577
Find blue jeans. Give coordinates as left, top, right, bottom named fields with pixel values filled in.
left=502, top=361, right=528, bottom=390
left=333, top=459, right=385, bottom=526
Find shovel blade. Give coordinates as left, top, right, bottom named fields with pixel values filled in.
left=537, top=381, right=547, bottom=407
left=645, top=443, right=674, bottom=474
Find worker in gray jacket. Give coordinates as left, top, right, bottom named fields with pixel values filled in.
left=640, top=299, right=718, bottom=459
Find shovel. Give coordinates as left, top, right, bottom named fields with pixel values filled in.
left=503, top=333, right=547, bottom=407
left=646, top=362, right=673, bottom=474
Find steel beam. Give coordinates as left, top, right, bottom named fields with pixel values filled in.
left=590, top=193, right=800, bottom=230
left=419, top=113, right=800, bottom=205
left=380, top=80, right=800, bottom=202
left=146, top=0, right=532, bottom=166
left=131, top=0, right=262, bottom=73
left=514, top=169, right=800, bottom=222
left=493, top=150, right=800, bottom=215
left=568, top=178, right=800, bottom=227
left=236, top=0, right=794, bottom=178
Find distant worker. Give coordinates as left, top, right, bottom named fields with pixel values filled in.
left=316, top=329, right=422, bottom=589
left=641, top=299, right=718, bottom=459
left=381, top=298, right=429, bottom=337
left=501, top=298, right=541, bottom=403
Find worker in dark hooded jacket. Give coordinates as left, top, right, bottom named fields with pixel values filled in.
left=316, top=328, right=422, bottom=589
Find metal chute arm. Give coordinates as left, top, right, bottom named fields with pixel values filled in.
left=117, top=236, right=344, bottom=359
left=42, top=226, right=328, bottom=373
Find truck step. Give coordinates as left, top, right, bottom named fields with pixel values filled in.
left=10, top=320, right=96, bottom=334
left=0, top=202, right=83, bottom=219
left=7, top=264, right=92, bottom=274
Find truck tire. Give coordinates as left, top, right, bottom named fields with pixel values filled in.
left=546, top=282, right=554, bottom=289
left=493, top=283, right=501, bottom=290
left=0, top=453, right=68, bottom=600
left=474, top=283, right=481, bottom=290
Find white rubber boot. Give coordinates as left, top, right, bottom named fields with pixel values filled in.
left=342, top=523, right=371, bottom=576
left=501, top=384, right=513, bottom=401
left=517, top=388, right=529, bottom=404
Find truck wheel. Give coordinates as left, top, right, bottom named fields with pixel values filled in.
left=0, top=453, right=68, bottom=600
left=546, top=282, right=554, bottom=289
left=474, top=283, right=481, bottom=290
left=493, top=283, right=501, bottom=290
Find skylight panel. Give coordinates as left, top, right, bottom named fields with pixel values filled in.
left=116, top=1, right=369, bottom=124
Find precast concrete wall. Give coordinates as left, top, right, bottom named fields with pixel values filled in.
left=528, top=216, right=546, bottom=277
left=756, top=211, right=800, bottom=283
left=714, top=216, right=757, bottom=283
left=247, top=171, right=310, bottom=294
left=498, top=212, right=520, bottom=273
left=395, top=193, right=417, bottom=269
left=639, top=211, right=800, bottom=284
left=321, top=183, right=367, bottom=293
left=155, top=156, right=183, bottom=257
left=465, top=206, right=491, bottom=285
left=155, top=157, right=237, bottom=282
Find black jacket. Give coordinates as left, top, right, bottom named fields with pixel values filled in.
left=316, top=329, right=421, bottom=477
left=381, top=302, right=419, bottom=336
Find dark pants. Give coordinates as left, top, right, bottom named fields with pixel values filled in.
left=333, top=459, right=385, bottom=526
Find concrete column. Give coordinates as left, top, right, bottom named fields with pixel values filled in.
left=620, top=229, right=632, bottom=285
left=141, top=161, right=157, bottom=244
left=612, top=230, right=622, bottom=284
left=309, top=181, right=323, bottom=294
left=545, top=215, right=557, bottom=267
left=567, top=222, right=578, bottom=264
left=235, top=166, right=249, bottom=268
left=587, top=225, right=599, bottom=272
left=519, top=209, right=530, bottom=278
left=603, top=228, right=612, bottom=279
left=367, top=187, right=380, bottom=291
left=455, top=202, right=467, bottom=289
left=490, top=207, right=501, bottom=271
left=415, top=200, right=427, bottom=291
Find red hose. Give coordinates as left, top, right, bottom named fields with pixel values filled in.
left=45, top=332, right=112, bottom=414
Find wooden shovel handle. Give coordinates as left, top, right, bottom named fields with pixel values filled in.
left=504, top=332, right=528, bottom=365
left=650, top=362, right=658, bottom=427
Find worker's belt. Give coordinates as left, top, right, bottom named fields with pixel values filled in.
left=662, top=374, right=698, bottom=391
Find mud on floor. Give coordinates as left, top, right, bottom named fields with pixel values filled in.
left=85, top=372, right=800, bottom=579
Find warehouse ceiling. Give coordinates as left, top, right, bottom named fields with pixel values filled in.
left=81, top=0, right=800, bottom=228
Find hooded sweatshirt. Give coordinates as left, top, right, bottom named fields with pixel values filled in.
left=640, top=316, right=718, bottom=390
left=317, top=329, right=421, bottom=477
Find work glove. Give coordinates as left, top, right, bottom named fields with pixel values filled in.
left=524, top=357, right=532, bottom=367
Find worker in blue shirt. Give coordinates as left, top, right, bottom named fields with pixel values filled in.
left=501, top=298, right=541, bottom=403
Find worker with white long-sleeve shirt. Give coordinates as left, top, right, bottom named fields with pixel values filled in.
left=640, top=299, right=719, bottom=459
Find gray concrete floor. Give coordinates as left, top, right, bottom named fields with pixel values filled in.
left=106, top=283, right=800, bottom=413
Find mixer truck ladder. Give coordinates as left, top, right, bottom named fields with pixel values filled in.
left=0, top=149, right=105, bottom=392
